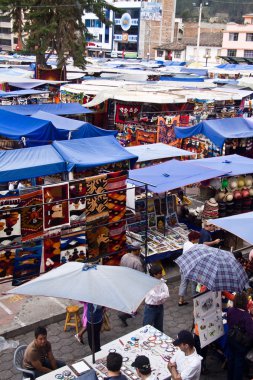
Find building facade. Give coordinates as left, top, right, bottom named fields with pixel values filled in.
left=0, top=12, right=17, bottom=51
left=221, top=14, right=253, bottom=63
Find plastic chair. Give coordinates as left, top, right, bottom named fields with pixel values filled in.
left=13, top=345, right=35, bottom=379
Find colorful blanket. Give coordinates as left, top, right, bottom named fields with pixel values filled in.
left=12, top=243, right=42, bottom=286
left=43, top=235, right=61, bottom=271
left=20, top=190, right=43, bottom=242
left=43, top=183, right=70, bottom=230
left=60, top=230, right=87, bottom=263
left=69, top=180, right=86, bottom=224
left=85, top=174, right=108, bottom=223
left=0, top=194, right=21, bottom=249
left=0, top=248, right=16, bottom=278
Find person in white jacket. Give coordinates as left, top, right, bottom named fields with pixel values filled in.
left=143, top=264, right=169, bottom=332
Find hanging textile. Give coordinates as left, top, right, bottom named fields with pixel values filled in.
left=85, top=174, right=108, bottom=222
left=157, top=116, right=176, bottom=144
left=115, top=104, right=141, bottom=123
left=0, top=248, right=16, bottom=278
left=20, top=190, right=43, bottom=242
left=69, top=180, right=86, bottom=224
left=86, top=215, right=110, bottom=258
left=12, top=243, right=42, bottom=286
left=43, top=235, right=61, bottom=272
left=0, top=193, right=21, bottom=249
left=42, top=183, right=70, bottom=230
left=60, top=230, right=87, bottom=263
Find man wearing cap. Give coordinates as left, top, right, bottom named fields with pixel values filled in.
left=132, top=355, right=153, bottom=380
left=143, top=263, right=169, bottom=332
left=199, top=222, right=221, bottom=247
left=118, top=241, right=144, bottom=326
left=167, top=330, right=202, bottom=380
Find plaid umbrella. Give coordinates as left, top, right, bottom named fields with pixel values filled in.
left=175, top=245, right=248, bottom=292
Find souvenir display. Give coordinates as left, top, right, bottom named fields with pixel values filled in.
left=43, top=183, right=70, bottom=230
left=0, top=248, right=16, bottom=278
left=20, top=190, right=43, bottom=242
left=85, top=326, right=179, bottom=380
left=12, top=243, right=42, bottom=286
left=43, top=235, right=61, bottom=271
left=60, top=231, right=87, bottom=263
left=69, top=180, right=86, bottom=224
left=0, top=193, right=21, bottom=249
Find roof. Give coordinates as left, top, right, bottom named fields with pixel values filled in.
left=0, top=102, right=92, bottom=116
left=128, top=159, right=227, bottom=193
left=125, top=143, right=194, bottom=162
left=175, top=118, right=253, bottom=148
left=186, top=32, right=223, bottom=47
left=154, top=42, right=186, bottom=51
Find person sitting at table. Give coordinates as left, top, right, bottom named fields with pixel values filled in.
left=132, top=355, right=153, bottom=380
left=105, top=352, right=127, bottom=380
left=168, top=330, right=202, bottom=380
left=23, top=326, right=65, bottom=378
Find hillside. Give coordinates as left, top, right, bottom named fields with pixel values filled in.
left=176, top=0, right=253, bottom=23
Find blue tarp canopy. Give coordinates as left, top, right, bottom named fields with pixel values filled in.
left=0, top=109, right=61, bottom=146
left=128, top=159, right=227, bottom=193
left=175, top=118, right=253, bottom=148
left=0, top=89, right=49, bottom=97
left=216, top=64, right=253, bottom=70
left=186, top=154, right=253, bottom=176
left=160, top=76, right=204, bottom=82
left=53, top=135, right=138, bottom=171
left=125, top=143, right=194, bottom=162
left=0, top=145, right=66, bottom=182
left=210, top=212, right=253, bottom=245
left=31, top=111, right=117, bottom=140
left=0, top=102, right=92, bottom=115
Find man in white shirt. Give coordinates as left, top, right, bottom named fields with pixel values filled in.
left=168, top=330, right=202, bottom=380
left=178, top=231, right=200, bottom=306
left=132, top=355, right=154, bottom=380
left=143, top=264, right=169, bottom=332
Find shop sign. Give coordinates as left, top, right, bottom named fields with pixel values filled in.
left=122, top=32, right=129, bottom=43
left=120, top=13, right=132, bottom=31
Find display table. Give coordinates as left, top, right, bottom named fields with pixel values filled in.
left=84, top=325, right=177, bottom=380
left=37, top=326, right=177, bottom=380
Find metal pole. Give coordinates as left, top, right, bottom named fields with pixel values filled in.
left=144, top=184, right=148, bottom=273
left=196, top=2, right=202, bottom=63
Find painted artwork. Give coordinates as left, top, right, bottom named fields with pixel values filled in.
left=69, top=180, right=86, bottom=224
left=43, top=183, right=70, bottom=230
left=156, top=215, right=166, bottom=231
left=12, top=243, right=42, bottom=286
left=20, top=190, right=43, bottom=242
left=0, top=194, right=21, bottom=249
left=166, top=212, right=178, bottom=227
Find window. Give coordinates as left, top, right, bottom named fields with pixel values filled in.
left=244, top=50, right=253, bottom=58
left=157, top=50, right=163, bottom=57
left=0, top=38, right=11, bottom=46
left=0, top=27, right=11, bottom=34
left=229, top=33, right=238, bottom=41
left=85, top=19, right=102, bottom=28
left=246, top=33, right=253, bottom=41
left=227, top=49, right=237, bottom=57
left=174, top=51, right=181, bottom=59
left=0, top=15, right=10, bottom=22
left=205, top=48, right=211, bottom=56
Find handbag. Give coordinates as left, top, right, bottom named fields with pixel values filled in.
left=228, top=324, right=253, bottom=348
left=101, top=311, right=111, bottom=332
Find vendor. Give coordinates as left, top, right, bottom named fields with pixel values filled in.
left=176, top=190, right=192, bottom=221
left=199, top=221, right=221, bottom=247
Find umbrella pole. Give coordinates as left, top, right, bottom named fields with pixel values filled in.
left=91, top=307, right=95, bottom=364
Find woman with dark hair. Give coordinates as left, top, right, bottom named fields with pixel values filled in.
left=227, top=292, right=253, bottom=380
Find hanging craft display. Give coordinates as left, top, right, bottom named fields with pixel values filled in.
left=60, top=230, right=87, bottom=263
left=86, top=215, right=110, bottom=258
left=0, top=248, right=16, bottom=278
left=0, top=194, right=21, bottom=249
left=157, top=116, right=176, bottom=145
left=69, top=180, right=86, bottom=224
left=85, top=174, right=108, bottom=222
left=12, top=243, right=42, bottom=286
left=43, top=183, right=70, bottom=230
left=20, top=190, right=43, bottom=242
left=43, top=235, right=61, bottom=271
left=115, top=104, right=140, bottom=123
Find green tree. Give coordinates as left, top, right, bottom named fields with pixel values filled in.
left=0, top=0, right=115, bottom=68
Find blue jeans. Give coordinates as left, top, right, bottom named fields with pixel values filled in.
left=227, top=338, right=248, bottom=380
left=34, top=358, right=65, bottom=378
left=143, top=304, right=164, bottom=332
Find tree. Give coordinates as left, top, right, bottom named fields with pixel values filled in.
left=0, top=0, right=116, bottom=68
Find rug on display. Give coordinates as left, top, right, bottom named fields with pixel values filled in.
left=0, top=193, right=21, bottom=249
left=20, top=190, right=43, bottom=242
left=43, top=183, right=70, bottom=230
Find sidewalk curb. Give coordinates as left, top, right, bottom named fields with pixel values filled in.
left=2, top=274, right=180, bottom=339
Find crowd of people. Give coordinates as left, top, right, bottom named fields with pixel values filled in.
left=20, top=236, right=253, bottom=380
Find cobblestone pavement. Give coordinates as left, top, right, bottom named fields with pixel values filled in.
left=0, top=281, right=229, bottom=380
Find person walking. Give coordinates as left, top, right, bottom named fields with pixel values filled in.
left=227, top=292, right=253, bottom=380
left=118, top=241, right=144, bottom=327
left=143, top=263, right=169, bottom=332
left=75, top=302, right=87, bottom=344
left=178, top=231, right=200, bottom=306
left=87, top=303, right=104, bottom=353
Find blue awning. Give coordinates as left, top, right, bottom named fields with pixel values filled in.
left=0, top=102, right=92, bottom=115
left=0, top=109, right=60, bottom=146
left=175, top=118, right=253, bottom=148
left=186, top=154, right=253, bottom=176
left=0, top=145, right=66, bottom=182
left=32, top=110, right=117, bottom=140
left=53, top=135, right=138, bottom=171
left=128, top=159, right=227, bottom=193
left=125, top=143, right=194, bottom=162
left=160, top=76, right=204, bottom=82
left=0, top=89, right=49, bottom=97
left=210, top=212, right=253, bottom=245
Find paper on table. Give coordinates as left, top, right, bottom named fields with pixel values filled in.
left=72, top=361, right=90, bottom=374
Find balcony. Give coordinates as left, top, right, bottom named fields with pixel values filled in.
left=114, top=34, right=138, bottom=42
left=114, top=18, right=139, bottom=26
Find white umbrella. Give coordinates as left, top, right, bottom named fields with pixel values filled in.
left=8, top=262, right=160, bottom=314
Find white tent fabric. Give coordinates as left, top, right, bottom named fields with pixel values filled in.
left=209, top=212, right=253, bottom=245
left=125, top=143, right=195, bottom=162
left=8, top=263, right=160, bottom=314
